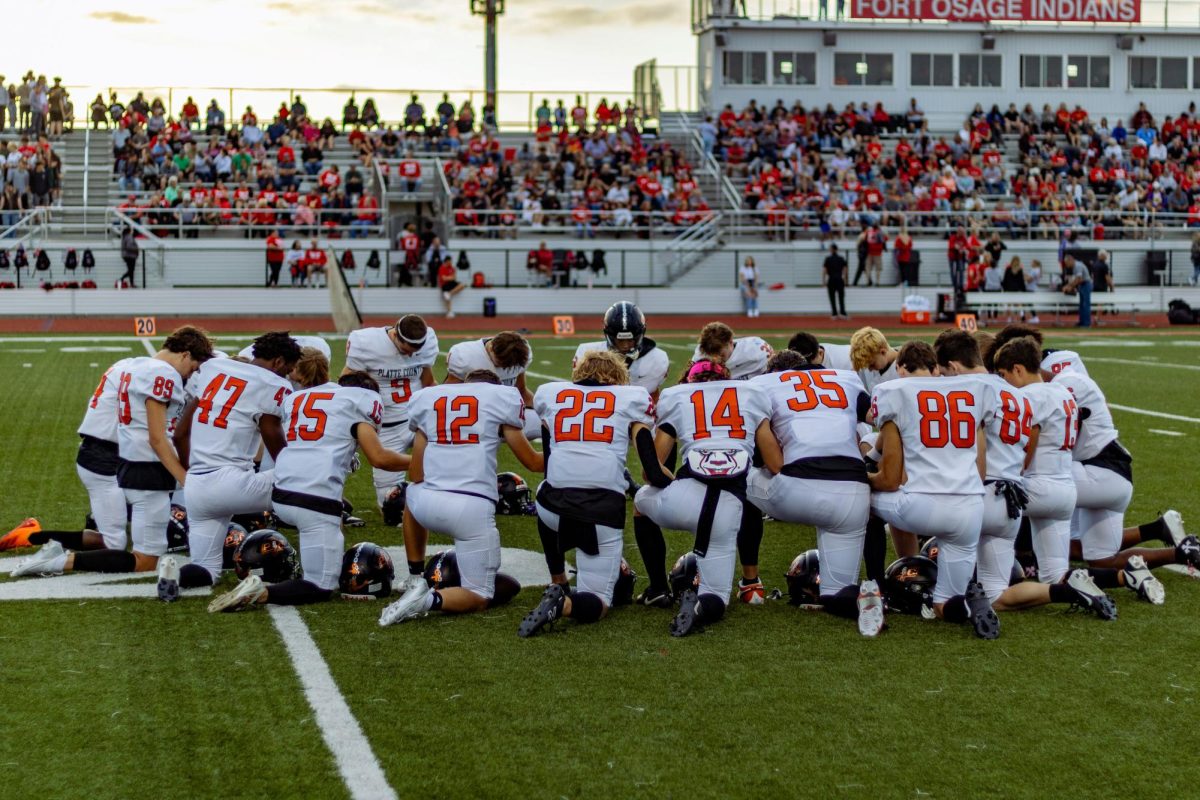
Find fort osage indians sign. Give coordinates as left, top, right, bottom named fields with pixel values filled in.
left=853, top=0, right=1140, bottom=22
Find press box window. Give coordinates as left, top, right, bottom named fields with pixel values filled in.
left=772, top=52, right=816, bottom=85
left=959, top=54, right=1001, bottom=87
left=723, top=51, right=767, bottom=85
left=835, top=52, right=893, bottom=87
left=911, top=54, right=952, bottom=87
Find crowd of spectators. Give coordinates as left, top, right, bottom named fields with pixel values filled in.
left=104, top=93, right=382, bottom=237
left=705, top=97, right=1200, bottom=243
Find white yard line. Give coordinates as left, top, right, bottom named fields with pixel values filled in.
left=268, top=606, right=398, bottom=800
left=1086, top=356, right=1200, bottom=372
left=1149, top=429, right=1187, bottom=437
left=1109, top=403, right=1200, bottom=425
left=140, top=338, right=157, bottom=356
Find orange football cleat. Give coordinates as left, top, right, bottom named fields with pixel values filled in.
left=737, top=578, right=765, bottom=605
left=0, top=518, right=40, bottom=551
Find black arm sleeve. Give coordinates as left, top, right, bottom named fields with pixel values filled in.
left=855, top=391, right=872, bottom=424
left=1077, top=406, right=1092, bottom=422
left=541, top=423, right=552, bottom=460
left=635, top=427, right=672, bottom=489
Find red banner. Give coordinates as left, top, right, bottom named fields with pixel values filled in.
left=852, top=0, right=1140, bottom=22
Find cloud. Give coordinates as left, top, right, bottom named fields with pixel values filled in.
left=520, top=1, right=684, bottom=33
left=88, top=10, right=157, bottom=24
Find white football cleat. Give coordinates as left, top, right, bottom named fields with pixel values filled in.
left=207, top=575, right=267, bottom=613
left=396, top=573, right=427, bottom=596
left=1065, top=569, right=1118, bottom=620
left=10, top=541, right=66, bottom=578
left=1161, top=510, right=1187, bottom=549
left=379, top=580, right=432, bottom=627
left=156, top=556, right=181, bottom=603
left=1123, top=555, right=1165, bottom=605
left=856, top=580, right=885, bottom=638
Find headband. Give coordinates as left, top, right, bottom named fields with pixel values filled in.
left=686, top=359, right=729, bottom=382
left=394, top=318, right=426, bottom=347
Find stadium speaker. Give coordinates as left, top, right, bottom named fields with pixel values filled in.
left=715, top=32, right=727, bottom=46
left=823, top=31, right=837, bottom=47
left=981, top=35, right=995, bottom=50
left=1117, top=35, right=1134, bottom=50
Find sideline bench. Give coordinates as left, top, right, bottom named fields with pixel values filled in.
left=965, top=290, right=1154, bottom=326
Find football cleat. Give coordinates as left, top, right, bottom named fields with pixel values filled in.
left=964, top=580, right=1000, bottom=640
left=1175, top=536, right=1200, bottom=569
left=207, top=575, right=268, bottom=613
left=1161, top=510, right=1187, bottom=549
left=10, top=541, right=65, bottom=577
left=1122, top=556, right=1165, bottom=605
left=0, top=517, right=40, bottom=551
left=737, top=578, right=766, bottom=605
left=856, top=580, right=885, bottom=638
left=669, top=589, right=703, bottom=637
left=623, top=469, right=641, bottom=501
left=1066, top=569, right=1119, bottom=619
left=379, top=580, right=432, bottom=626
left=518, top=583, right=567, bottom=638
left=635, top=587, right=675, bottom=608
left=342, top=511, right=366, bottom=529
left=397, top=573, right=428, bottom=596
left=156, top=556, right=181, bottom=603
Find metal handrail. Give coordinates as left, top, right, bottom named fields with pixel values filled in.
left=674, top=112, right=742, bottom=212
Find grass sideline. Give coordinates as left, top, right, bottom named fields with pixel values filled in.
left=0, top=328, right=1198, bottom=799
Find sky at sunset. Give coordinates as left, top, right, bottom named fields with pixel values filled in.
left=6, top=1, right=695, bottom=98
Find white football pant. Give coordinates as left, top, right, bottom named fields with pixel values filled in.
left=185, top=467, right=275, bottom=582
left=747, top=469, right=869, bottom=596
left=634, top=479, right=741, bottom=604
left=871, top=490, right=983, bottom=603
left=406, top=483, right=499, bottom=600
left=77, top=464, right=128, bottom=550
left=1071, top=462, right=1133, bottom=561
left=1023, top=476, right=1077, bottom=583
left=124, top=488, right=173, bottom=557
left=273, top=501, right=343, bottom=591
left=535, top=500, right=622, bottom=606
left=978, top=488, right=1021, bottom=603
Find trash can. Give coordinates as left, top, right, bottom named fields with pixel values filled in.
left=483, top=297, right=497, bottom=317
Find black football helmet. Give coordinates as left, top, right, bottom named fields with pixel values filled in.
left=339, top=542, right=395, bottom=598
left=882, top=555, right=938, bottom=615
left=496, top=472, right=535, bottom=515
left=785, top=549, right=821, bottom=605
left=920, top=537, right=939, bottom=563
left=612, top=558, right=637, bottom=606
left=424, top=550, right=461, bottom=589
left=381, top=482, right=408, bottom=526
left=231, top=510, right=283, bottom=533
left=234, top=530, right=300, bottom=582
left=669, top=553, right=699, bottom=597
left=603, top=301, right=646, bottom=362
left=166, top=504, right=189, bottom=553
left=222, top=523, right=248, bottom=570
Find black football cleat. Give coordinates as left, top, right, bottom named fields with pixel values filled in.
left=1176, top=536, right=1200, bottom=569
left=342, top=511, right=366, bottom=528
left=623, top=469, right=641, bottom=500
left=636, top=586, right=675, bottom=608
left=964, top=580, right=1000, bottom=640
left=518, top=583, right=567, bottom=638
left=669, top=589, right=703, bottom=637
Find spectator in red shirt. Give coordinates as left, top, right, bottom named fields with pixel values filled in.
left=437, top=255, right=465, bottom=317
left=947, top=226, right=968, bottom=292
left=397, top=155, right=421, bottom=192
left=351, top=194, right=379, bottom=238
left=318, top=164, right=341, bottom=194
left=180, top=97, right=199, bottom=130
left=305, top=241, right=327, bottom=287
left=265, top=229, right=285, bottom=286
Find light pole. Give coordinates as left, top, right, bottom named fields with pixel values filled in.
left=469, top=0, right=505, bottom=113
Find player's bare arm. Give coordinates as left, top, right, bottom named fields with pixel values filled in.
left=420, top=365, right=436, bottom=388
left=147, top=398, right=187, bottom=485
left=515, top=371, right=534, bottom=408
left=258, top=413, right=288, bottom=460
left=356, top=424, right=411, bottom=472
left=754, top=420, right=784, bottom=475
left=868, top=421, right=903, bottom=492
left=406, top=431, right=427, bottom=483
left=1024, top=425, right=1041, bottom=471
left=502, top=424, right=544, bottom=472
left=173, top=397, right=197, bottom=469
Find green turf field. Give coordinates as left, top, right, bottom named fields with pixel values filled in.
left=1, top=326, right=1199, bottom=800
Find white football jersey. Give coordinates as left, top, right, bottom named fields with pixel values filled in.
left=1022, top=381, right=1078, bottom=478
left=1050, top=370, right=1115, bottom=461
left=446, top=337, right=532, bottom=387
left=858, top=359, right=899, bottom=394
left=976, top=373, right=1031, bottom=482
left=819, top=342, right=854, bottom=371
left=274, top=383, right=383, bottom=501
left=535, top=381, right=653, bottom=491
left=572, top=341, right=670, bottom=395
left=238, top=335, right=331, bottom=363
left=1040, top=350, right=1088, bottom=378
left=188, top=359, right=292, bottom=472
left=750, top=368, right=866, bottom=463
left=78, top=357, right=136, bottom=443
left=409, top=383, right=526, bottom=500
left=344, top=326, right=440, bottom=424
left=870, top=375, right=985, bottom=495
left=693, top=336, right=772, bottom=380
left=116, top=357, right=186, bottom=463
left=656, top=380, right=771, bottom=475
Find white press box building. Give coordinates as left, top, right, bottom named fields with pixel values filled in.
left=691, top=0, right=1200, bottom=128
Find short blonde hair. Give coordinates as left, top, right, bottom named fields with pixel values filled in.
left=850, top=326, right=889, bottom=371
left=571, top=350, right=629, bottom=386
left=291, top=347, right=329, bottom=388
